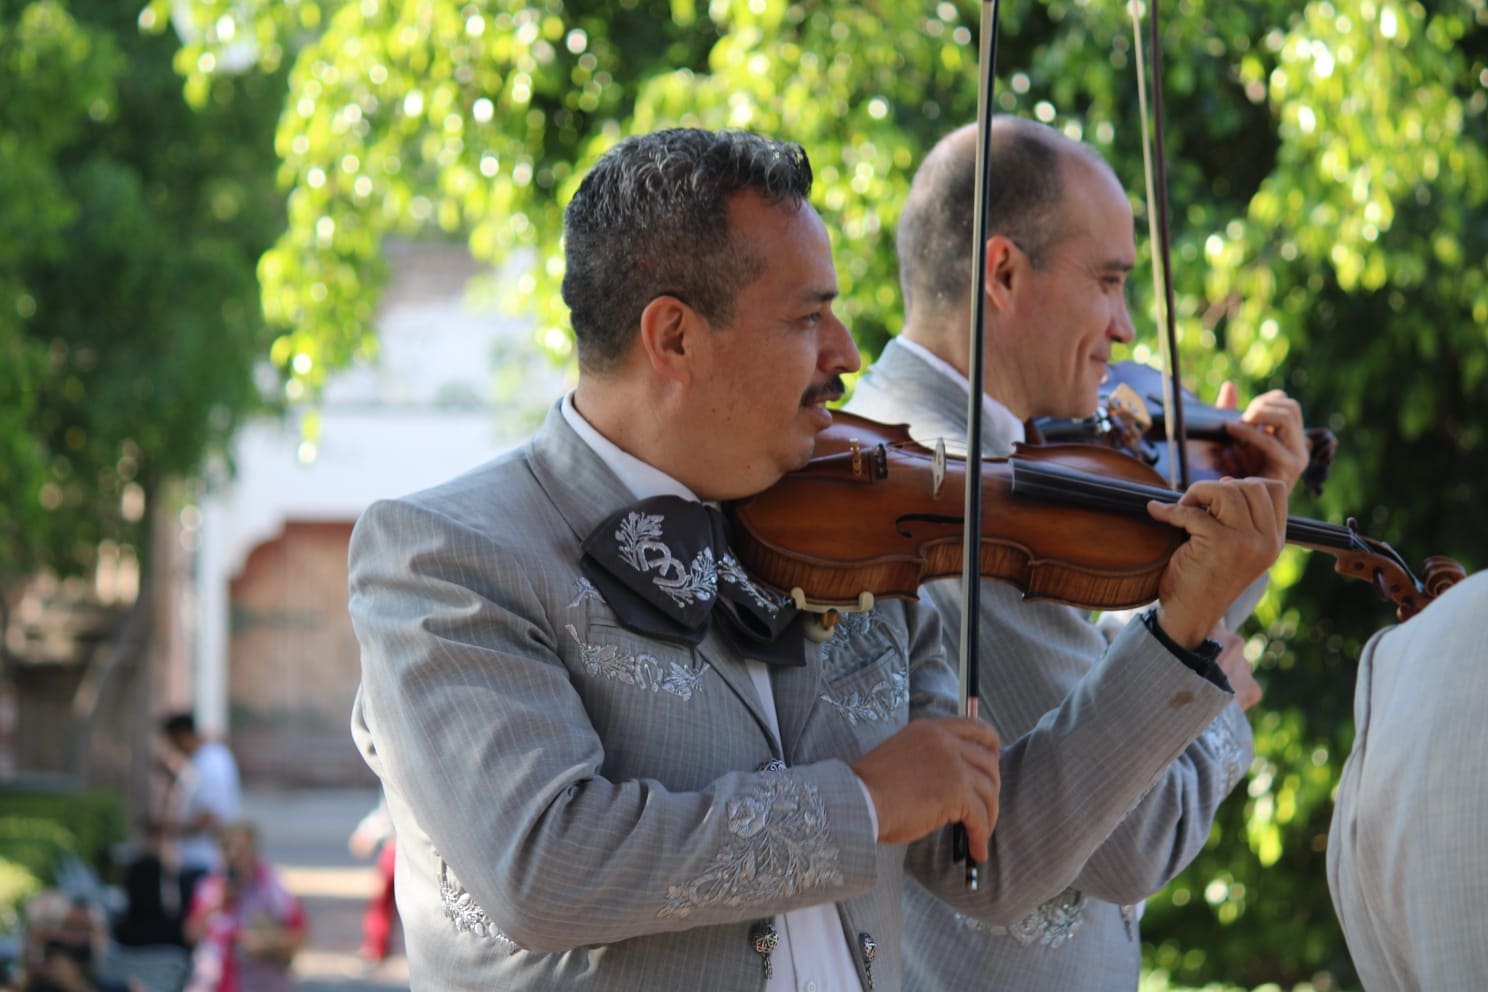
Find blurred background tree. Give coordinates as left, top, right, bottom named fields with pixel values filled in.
left=12, top=0, right=1483, bottom=985
left=0, top=0, right=283, bottom=753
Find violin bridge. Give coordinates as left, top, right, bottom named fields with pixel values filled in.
left=932, top=439, right=947, bottom=498
left=850, top=439, right=863, bottom=476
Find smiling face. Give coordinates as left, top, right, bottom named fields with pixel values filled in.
left=684, top=191, right=860, bottom=499
left=988, top=153, right=1137, bottom=421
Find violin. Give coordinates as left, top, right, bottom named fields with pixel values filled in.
left=1034, top=361, right=1340, bottom=496
left=726, top=411, right=1466, bottom=623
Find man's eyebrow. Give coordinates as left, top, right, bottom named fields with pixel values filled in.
left=798, top=287, right=839, bottom=304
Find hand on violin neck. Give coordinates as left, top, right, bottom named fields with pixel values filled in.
left=850, top=717, right=1002, bottom=863
left=1215, top=386, right=1310, bottom=493
left=1146, top=476, right=1289, bottom=649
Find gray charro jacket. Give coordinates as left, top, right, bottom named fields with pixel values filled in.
left=847, top=337, right=1256, bottom=992
left=347, top=399, right=1238, bottom=990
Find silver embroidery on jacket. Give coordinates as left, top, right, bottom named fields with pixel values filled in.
left=1008, top=888, right=1086, bottom=947
left=821, top=664, right=908, bottom=725
left=717, top=555, right=784, bottom=615
left=957, top=888, right=1087, bottom=948
left=612, top=509, right=784, bottom=616
left=566, top=625, right=707, bottom=700
left=1201, top=716, right=1249, bottom=793
left=817, top=611, right=882, bottom=674
left=438, top=857, right=520, bottom=953
left=567, top=576, right=601, bottom=608
left=656, top=773, right=842, bottom=919
left=614, top=511, right=718, bottom=608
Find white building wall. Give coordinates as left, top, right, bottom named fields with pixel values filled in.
left=190, top=243, right=569, bottom=737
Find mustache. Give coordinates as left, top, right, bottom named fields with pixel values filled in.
left=801, top=376, right=846, bottom=406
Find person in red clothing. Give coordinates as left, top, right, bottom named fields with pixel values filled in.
left=183, top=822, right=304, bottom=992
left=347, top=798, right=398, bottom=964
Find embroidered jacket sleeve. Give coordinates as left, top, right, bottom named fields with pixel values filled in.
left=903, top=582, right=1239, bottom=924
left=347, top=495, right=881, bottom=954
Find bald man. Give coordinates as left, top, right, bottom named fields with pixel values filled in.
left=846, top=116, right=1310, bottom=991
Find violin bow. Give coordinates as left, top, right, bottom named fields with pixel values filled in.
left=956, top=0, right=1003, bottom=891
left=1129, top=0, right=1191, bottom=489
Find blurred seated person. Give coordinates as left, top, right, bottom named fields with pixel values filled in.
left=112, top=823, right=185, bottom=949
left=19, top=892, right=132, bottom=992
left=183, top=823, right=305, bottom=992
left=1328, top=571, right=1488, bottom=990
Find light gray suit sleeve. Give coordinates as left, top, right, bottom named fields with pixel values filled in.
left=348, top=496, right=879, bottom=953
left=1328, top=571, right=1488, bottom=991
left=927, top=579, right=1253, bottom=904
left=904, top=583, right=1238, bottom=924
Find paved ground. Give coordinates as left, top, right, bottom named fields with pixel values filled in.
left=243, top=788, right=409, bottom=992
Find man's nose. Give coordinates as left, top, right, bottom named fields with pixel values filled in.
left=823, top=315, right=862, bottom=374
left=1111, top=298, right=1136, bottom=344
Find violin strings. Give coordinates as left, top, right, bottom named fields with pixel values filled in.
left=1009, top=459, right=1379, bottom=555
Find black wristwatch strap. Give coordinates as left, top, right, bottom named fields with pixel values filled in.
left=1141, top=608, right=1230, bottom=689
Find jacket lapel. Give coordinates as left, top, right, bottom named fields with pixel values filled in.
left=694, top=626, right=778, bottom=752
left=526, top=401, right=636, bottom=544
left=770, top=653, right=824, bottom=764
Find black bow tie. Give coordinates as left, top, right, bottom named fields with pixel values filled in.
left=580, top=495, right=805, bottom=666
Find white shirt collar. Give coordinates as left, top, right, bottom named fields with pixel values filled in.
left=895, top=336, right=1026, bottom=445
left=561, top=392, right=699, bottom=502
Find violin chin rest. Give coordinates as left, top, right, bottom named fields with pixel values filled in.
left=788, top=589, right=878, bottom=642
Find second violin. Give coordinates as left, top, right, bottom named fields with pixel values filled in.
left=1035, top=360, right=1340, bottom=496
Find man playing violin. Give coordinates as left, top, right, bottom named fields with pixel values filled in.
left=846, top=116, right=1311, bottom=991
left=347, top=126, right=1287, bottom=990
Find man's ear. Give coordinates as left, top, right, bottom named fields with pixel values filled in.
left=983, top=234, right=1021, bottom=313
left=637, top=294, right=699, bottom=384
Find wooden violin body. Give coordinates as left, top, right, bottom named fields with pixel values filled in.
left=730, top=413, right=1181, bottom=611
left=727, top=411, right=1465, bottom=621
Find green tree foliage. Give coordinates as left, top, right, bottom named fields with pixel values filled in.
left=0, top=1, right=283, bottom=596
left=164, top=0, right=1488, bottom=985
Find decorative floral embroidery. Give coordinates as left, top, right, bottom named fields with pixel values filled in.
left=957, top=888, right=1087, bottom=948
left=821, top=664, right=908, bottom=725
left=613, top=511, right=718, bottom=608
left=1008, top=888, right=1086, bottom=947
left=1202, top=716, right=1249, bottom=793
left=817, top=611, right=885, bottom=675
left=438, top=857, right=520, bottom=953
left=567, top=576, right=601, bottom=609
left=656, top=772, right=842, bottom=919
left=565, top=625, right=707, bottom=700
left=717, top=554, right=785, bottom=616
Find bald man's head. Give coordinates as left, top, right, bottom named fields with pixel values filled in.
left=896, top=117, right=1117, bottom=327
